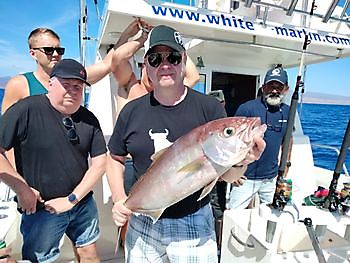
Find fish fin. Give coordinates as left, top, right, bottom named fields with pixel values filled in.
left=177, top=158, right=204, bottom=173
left=134, top=208, right=165, bottom=223
left=198, top=178, right=218, bottom=201
left=150, top=148, right=168, bottom=161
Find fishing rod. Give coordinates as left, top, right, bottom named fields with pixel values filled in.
left=323, top=119, right=350, bottom=212
left=270, top=0, right=316, bottom=210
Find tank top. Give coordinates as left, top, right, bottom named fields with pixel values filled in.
left=22, top=72, right=47, bottom=95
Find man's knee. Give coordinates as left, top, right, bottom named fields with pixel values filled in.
left=76, top=243, right=100, bottom=263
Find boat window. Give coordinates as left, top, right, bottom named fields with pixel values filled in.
left=163, top=0, right=196, bottom=7
left=212, top=72, right=257, bottom=117
left=193, top=74, right=206, bottom=94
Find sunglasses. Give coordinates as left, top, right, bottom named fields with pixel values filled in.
left=263, top=82, right=285, bottom=93
left=147, top=52, right=182, bottom=68
left=62, top=117, right=79, bottom=144
left=32, top=47, right=65, bottom=56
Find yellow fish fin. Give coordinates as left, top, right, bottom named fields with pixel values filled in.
left=150, top=148, right=168, bottom=161
left=177, top=158, right=204, bottom=173
left=198, top=178, right=219, bottom=201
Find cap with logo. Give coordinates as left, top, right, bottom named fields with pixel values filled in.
left=50, top=58, right=90, bottom=86
left=264, top=67, right=288, bottom=85
left=144, top=25, right=185, bottom=56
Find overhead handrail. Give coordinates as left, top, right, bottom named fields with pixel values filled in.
left=311, top=143, right=349, bottom=176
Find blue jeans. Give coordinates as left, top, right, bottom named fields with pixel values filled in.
left=228, top=178, right=276, bottom=209
left=125, top=204, right=217, bottom=263
left=20, top=193, right=99, bottom=263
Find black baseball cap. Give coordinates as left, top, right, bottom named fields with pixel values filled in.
left=144, top=25, right=185, bottom=56
left=50, top=59, right=90, bottom=86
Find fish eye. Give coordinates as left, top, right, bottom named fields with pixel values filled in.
left=223, top=127, right=235, bottom=137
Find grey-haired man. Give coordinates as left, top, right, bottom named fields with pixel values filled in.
left=228, top=66, right=291, bottom=209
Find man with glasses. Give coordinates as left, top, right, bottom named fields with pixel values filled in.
left=2, top=27, right=115, bottom=113
left=0, top=59, right=107, bottom=262
left=228, top=66, right=291, bottom=209
left=109, top=18, right=200, bottom=247
left=107, top=25, right=265, bottom=262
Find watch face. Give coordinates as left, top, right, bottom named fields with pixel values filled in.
left=68, top=194, right=77, bottom=203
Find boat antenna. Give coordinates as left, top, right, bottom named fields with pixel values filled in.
left=269, top=0, right=316, bottom=210
left=323, top=120, right=350, bottom=212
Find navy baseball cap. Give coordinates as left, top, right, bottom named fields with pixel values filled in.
left=264, top=67, right=288, bottom=85
left=144, top=25, right=185, bottom=56
left=50, top=59, right=90, bottom=86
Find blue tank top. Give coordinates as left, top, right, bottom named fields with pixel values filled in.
left=22, top=72, right=47, bottom=95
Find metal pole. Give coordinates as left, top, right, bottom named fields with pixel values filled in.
left=270, top=0, right=316, bottom=210
left=79, top=0, right=87, bottom=66
left=302, top=218, right=327, bottom=263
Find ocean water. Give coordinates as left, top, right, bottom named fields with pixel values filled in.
left=299, top=103, right=350, bottom=172
left=0, top=88, right=4, bottom=110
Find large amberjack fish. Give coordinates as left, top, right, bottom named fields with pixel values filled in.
left=125, top=117, right=266, bottom=222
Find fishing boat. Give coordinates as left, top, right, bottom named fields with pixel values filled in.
left=1, top=0, right=350, bottom=262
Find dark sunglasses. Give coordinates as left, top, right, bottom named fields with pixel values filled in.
left=147, top=52, right=182, bottom=68
left=62, top=117, right=79, bottom=144
left=263, top=82, right=285, bottom=93
left=32, top=47, right=65, bottom=56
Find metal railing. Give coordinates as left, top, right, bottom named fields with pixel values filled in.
left=311, top=143, right=349, bottom=176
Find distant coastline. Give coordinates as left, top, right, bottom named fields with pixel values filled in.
left=301, top=92, right=350, bottom=106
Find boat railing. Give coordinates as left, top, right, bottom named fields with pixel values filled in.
left=311, top=143, right=349, bottom=176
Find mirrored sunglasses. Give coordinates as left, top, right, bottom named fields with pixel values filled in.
left=62, top=116, right=79, bottom=144
left=147, top=52, right=182, bottom=68
left=33, top=47, right=65, bottom=56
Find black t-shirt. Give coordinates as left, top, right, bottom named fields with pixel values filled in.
left=108, top=88, right=226, bottom=218
left=0, top=95, right=107, bottom=200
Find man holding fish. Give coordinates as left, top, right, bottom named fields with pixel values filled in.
left=107, top=25, right=266, bottom=262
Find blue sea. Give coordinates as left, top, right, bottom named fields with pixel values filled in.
left=0, top=88, right=3, bottom=110
left=299, top=103, right=350, bottom=172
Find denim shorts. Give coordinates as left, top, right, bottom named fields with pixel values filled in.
left=228, top=177, right=276, bottom=209
left=125, top=203, right=218, bottom=263
left=20, top=193, right=100, bottom=263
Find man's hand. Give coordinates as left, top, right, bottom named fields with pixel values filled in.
left=16, top=186, right=41, bottom=215
left=237, top=134, right=266, bottom=166
left=0, top=247, right=16, bottom=263
left=220, top=134, right=265, bottom=186
left=112, top=199, right=132, bottom=227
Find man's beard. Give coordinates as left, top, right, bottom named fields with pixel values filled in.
left=265, top=93, right=284, bottom=106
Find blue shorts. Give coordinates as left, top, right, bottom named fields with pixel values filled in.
left=125, top=203, right=218, bottom=263
left=20, top=193, right=99, bottom=263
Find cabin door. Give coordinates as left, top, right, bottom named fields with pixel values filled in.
left=211, top=72, right=257, bottom=117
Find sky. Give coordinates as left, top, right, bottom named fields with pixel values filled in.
left=0, top=0, right=349, bottom=97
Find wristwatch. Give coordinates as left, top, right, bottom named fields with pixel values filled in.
left=286, top=161, right=292, bottom=167
left=68, top=193, right=79, bottom=205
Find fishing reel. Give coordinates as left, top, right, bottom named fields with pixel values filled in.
left=324, top=182, right=350, bottom=214
left=269, top=178, right=292, bottom=211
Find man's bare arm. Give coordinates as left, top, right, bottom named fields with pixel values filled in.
left=1, top=75, right=28, bottom=114
left=111, top=19, right=150, bottom=87
left=183, top=56, right=200, bottom=88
